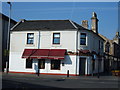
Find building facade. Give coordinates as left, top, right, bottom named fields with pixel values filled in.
left=9, top=12, right=104, bottom=76
left=0, top=13, right=16, bottom=72
left=99, top=31, right=120, bottom=73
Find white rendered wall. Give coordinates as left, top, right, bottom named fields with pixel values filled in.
left=9, top=30, right=77, bottom=74
left=40, top=30, right=77, bottom=52
left=76, top=56, right=92, bottom=75
left=9, top=30, right=104, bottom=75
left=9, top=53, right=77, bottom=75
left=79, top=30, right=104, bottom=55
left=76, top=56, right=104, bottom=75
left=10, top=30, right=77, bottom=52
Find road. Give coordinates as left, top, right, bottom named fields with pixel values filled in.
left=1, top=73, right=120, bottom=89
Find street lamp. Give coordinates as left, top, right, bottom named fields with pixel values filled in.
left=92, top=54, right=96, bottom=76
left=97, top=53, right=100, bottom=78
left=6, top=2, right=12, bottom=73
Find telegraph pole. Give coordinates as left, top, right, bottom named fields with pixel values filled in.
left=6, top=2, right=12, bottom=73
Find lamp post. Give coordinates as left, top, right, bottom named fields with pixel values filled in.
left=6, top=2, right=12, bottom=73
left=97, top=53, right=100, bottom=78
left=92, top=54, right=96, bottom=76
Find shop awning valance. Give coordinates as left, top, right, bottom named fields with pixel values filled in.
left=22, top=49, right=66, bottom=60
left=48, top=49, right=66, bottom=60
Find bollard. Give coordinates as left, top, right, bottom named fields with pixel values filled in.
left=67, top=70, right=69, bottom=77
left=37, top=69, right=39, bottom=76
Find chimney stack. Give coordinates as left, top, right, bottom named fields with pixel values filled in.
left=91, top=12, right=99, bottom=34
left=21, top=19, right=26, bottom=22
left=82, top=20, right=88, bottom=29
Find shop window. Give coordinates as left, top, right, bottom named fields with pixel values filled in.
left=38, top=59, right=45, bottom=69
left=26, top=59, right=33, bottom=68
left=51, top=60, right=60, bottom=70
left=92, top=60, right=95, bottom=71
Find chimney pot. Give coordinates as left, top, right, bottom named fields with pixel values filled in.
left=81, top=20, right=88, bottom=29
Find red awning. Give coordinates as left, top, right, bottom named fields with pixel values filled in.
left=79, top=50, right=90, bottom=54
left=22, top=49, right=49, bottom=59
left=48, top=49, right=66, bottom=60
left=22, top=49, right=66, bottom=60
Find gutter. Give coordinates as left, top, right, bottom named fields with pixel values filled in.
left=76, top=30, right=79, bottom=75
left=38, top=30, right=40, bottom=49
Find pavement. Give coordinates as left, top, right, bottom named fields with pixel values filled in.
left=2, top=72, right=119, bottom=80
left=1, top=72, right=120, bottom=89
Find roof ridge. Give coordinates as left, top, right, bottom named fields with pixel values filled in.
left=25, top=19, right=70, bottom=22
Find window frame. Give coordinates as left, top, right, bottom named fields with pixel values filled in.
left=53, top=33, right=60, bottom=44
left=26, top=58, right=33, bottom=69
left=38, top=59, right=45, bottom=69
left=92, top=60, right=95, bottom=71
left=105, top=42, right=110, bottom=53
left=80, top=33, right=86, bottom=45
left=51, top=60, right=61, bottom=70
left=27, top=33, right=34, bottom=44
left=101, top=42, right=104, bottom=50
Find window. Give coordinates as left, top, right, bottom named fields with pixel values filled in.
left=51, top=60, right=60, bottom=70
left=38, top=59, right=45, bottom=69
left=92, top=60, right=95, bottom=71
left=53, top=33, right=60, bottom=44
left=101, top=42, right=104, bottom=51
left=80, top=33, right=86, bottom=45
left=26, top=59, right=33, bottom=68
left=27, top=33, right=34, bottom=44
left=99, top=40, right=100, bottom=50
left=105, top=42, right=110, bottom=53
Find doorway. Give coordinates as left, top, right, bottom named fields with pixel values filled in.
left=79, top=57, right=86, bottom=75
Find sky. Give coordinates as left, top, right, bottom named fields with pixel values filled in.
left=2, top=2, right=119, bottom=40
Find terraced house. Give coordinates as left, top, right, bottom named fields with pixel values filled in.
left=9, top=12, right=105, bottom=76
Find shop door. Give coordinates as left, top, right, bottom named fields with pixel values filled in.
left=79, top=57, right=86, bottom=75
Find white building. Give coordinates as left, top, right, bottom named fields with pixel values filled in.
left=9, top=12, right=105, bottom=76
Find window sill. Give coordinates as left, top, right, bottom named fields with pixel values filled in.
left=39, top=68, right=45, bottom=69
left=52, top=44, right=62, bottom=47
left=25, top=44, right=35, bottom=47
left=80, top=45, right=87, bottom=47
left=51, top=69, right=60, bottom=70
left=80, top=45, right=88, bottom=50
left=26, top=68, right=32, bottom=69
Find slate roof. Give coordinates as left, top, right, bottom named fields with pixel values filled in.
left=11, top=20, right=86, bottom=31
left=11, top=19, right=104, bottom=40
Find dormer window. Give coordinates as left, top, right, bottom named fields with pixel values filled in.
left=27, top=33, right=34, bottom=44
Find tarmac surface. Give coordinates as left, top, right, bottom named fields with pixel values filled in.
left=1, top=72, right=120, bottom=89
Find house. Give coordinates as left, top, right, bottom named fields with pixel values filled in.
left=9, top=12, right=104, bottom=76
left=0, top=13, right=17, bottom=72
left=99, top=31, right=120, bottom=73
